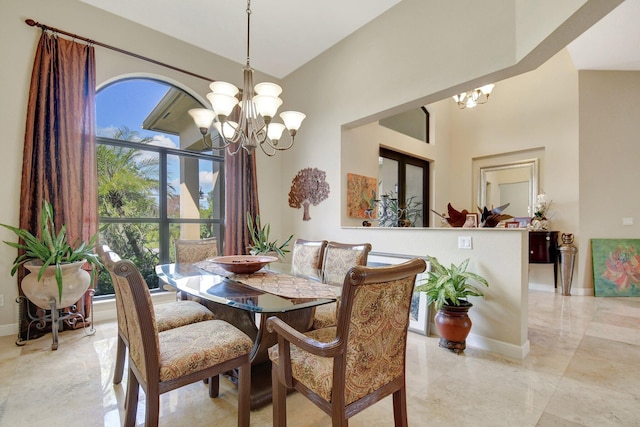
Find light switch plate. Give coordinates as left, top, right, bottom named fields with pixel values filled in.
left=458, top=236, right=472, bottom=249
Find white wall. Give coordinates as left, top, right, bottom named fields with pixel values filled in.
left=578, top=70, right=640, bottom=291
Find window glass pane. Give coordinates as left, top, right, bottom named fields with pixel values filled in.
left=96, top=223, right=160, bottom=296
left=406, top=163, right=424, bottom=227
left=378, top=157, right=398, bottom=197
left=98, top=145, right=160, bottom=218
left=200, top=158, right=224, bottom=219
left=167, top=156, right=223, bottom=220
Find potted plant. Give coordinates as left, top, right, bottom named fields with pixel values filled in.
left=1, top=200, right=102, bottom=309
left=377, top=190, right=423, bottom=227
left=246, top=212, right=293, bottom=258
left=415, top=255, right=489, bottom=353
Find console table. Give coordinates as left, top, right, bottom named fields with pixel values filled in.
left=529, top=231, right=559, bottom=288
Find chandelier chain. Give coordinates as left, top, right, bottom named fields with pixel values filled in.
left=188, top=0, right=306, bottom=156
left=246, top=0, right=251, bottom=66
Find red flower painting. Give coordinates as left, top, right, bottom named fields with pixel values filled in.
left=602, top=245, right=640, bottom=290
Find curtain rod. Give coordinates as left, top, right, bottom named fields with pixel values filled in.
left=25, top=19, right=215, bottom=82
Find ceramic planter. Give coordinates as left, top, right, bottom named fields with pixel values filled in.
left=434, top=301, right=473, bottom=354
left=21, top=259, right=91, bottom=309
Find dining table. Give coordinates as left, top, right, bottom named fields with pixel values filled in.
left=155, top=259, right=339, bottom=410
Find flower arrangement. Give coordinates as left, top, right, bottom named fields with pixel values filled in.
left=533, top=193, right=552, bottom=220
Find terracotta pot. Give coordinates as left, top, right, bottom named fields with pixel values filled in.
left=21, top=260, right=91, bottom=310
left=434, top=301, right=473, bottom=354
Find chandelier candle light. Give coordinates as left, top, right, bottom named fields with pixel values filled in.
left=189, top=0, right=305, bottom=156
left=453, top=84, right=495, bottom=109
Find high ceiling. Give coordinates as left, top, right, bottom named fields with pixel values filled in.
left=78, top=0, right=401, bottom=79
left=78, top=0, right=639, bottom=79
left=566, top=0, right=640, bottom=71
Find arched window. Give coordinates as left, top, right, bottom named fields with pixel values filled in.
left=95, top=78, right=223, bottom=296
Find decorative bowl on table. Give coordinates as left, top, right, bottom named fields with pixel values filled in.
left=209, top=255, right=278, bottom=274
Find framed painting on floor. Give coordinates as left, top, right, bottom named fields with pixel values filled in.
left=591, top=238, right=640, bottom=297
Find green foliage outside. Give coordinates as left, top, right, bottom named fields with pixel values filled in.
left=97, top=127, right=160, bottom=295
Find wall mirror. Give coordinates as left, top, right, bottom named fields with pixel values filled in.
left=479, top=159, right=538, bottom=218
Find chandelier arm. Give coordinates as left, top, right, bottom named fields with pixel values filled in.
left=258, top=140, right=277, bottom=157
left=225, top=137, right=246, bottom=156
left=201, top=131, right=234, bottom=151
left=261, top=135, right=296, bottom=152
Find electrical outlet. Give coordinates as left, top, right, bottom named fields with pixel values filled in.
left=0, top=294, right=4, bottom=307
left=623, top=217, right=634, bottom=226
left=458, top=236, right=472, bottom=249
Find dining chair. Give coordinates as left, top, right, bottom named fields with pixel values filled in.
left=312, top=241, right=372, bottom=329
left=267, top=258, right=426, bottom=427
left=290, top=239, right=328, bottom=277
left=96, top=245, right=215, bottom=387
left=110, top=258, right=253, bottom=427
left=172, top=237, right=220, bottom=299
left=174, top=236, right=219, bottom=263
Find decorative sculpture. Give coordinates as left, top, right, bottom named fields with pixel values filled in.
left=432, top=203, right=512, bottom=227
left=431, top=203, right=469, bottom=227
left=479, top=203, right=512, bottom=227
left=288, top=168, right=330, bottom=221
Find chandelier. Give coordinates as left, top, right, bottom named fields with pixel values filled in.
left=188, top=0, right=305, bottom=156
left=452, top=84, right=495, bottom=109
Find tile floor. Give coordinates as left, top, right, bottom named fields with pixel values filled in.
left=0, top=290, right=639, bottom=426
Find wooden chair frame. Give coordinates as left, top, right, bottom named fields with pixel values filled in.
left=97, top=244, right=216, bottom=392
left=267, top=258, right=426, bottom=427
left=112, top=259, right=251, bottom=427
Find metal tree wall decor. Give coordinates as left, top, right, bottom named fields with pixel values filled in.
left=288, top=167, right=330, bottom=221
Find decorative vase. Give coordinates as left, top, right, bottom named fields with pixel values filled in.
left=530, top=218, right=550, bottom=231
left=434, top=301, right=473, bottom=354
left=21, top=260, right=91, bottom=309
left=558, top=233, right=578, bottom=296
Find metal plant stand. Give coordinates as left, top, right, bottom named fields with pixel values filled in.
left=16, top=289, right=96, bottom=350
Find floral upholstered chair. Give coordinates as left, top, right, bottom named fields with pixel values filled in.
left=172, top=237, right=220, bottom=300
left=174, top=237, right=219, bottom=264
left=267, top=258, right=426, bottom=427
left=97, top=245, right=215, bottom=388
left=290, top=239, right=328, bottom=277
left=312, top=241, right=372, bottom=329
left=111, top=258, right=252, bottom=427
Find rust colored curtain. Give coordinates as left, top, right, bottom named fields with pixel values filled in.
left=224, top=150, right=259, bottom=255
left=18, top=30, right=97, bottom=338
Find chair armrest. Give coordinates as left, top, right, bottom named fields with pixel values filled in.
left=266, top=316, right=343, bottom=358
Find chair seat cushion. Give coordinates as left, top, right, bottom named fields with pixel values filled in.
left=155, top=300, right=214, bottom=332
left=159, top=320, right=253, bottom=382
left=269, top=326, right=337, bottom=402
left=312, top=302, right=337, bottom=329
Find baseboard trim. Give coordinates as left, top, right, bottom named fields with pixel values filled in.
left=466, top=334, right=531, bottom=360
left=0, top=322, right=18, bottom=337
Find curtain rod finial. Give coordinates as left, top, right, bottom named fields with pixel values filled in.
left=25, top=19, right=38, bottom=27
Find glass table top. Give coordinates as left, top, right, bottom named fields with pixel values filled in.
left=155, top=262, right=338, bottom=313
